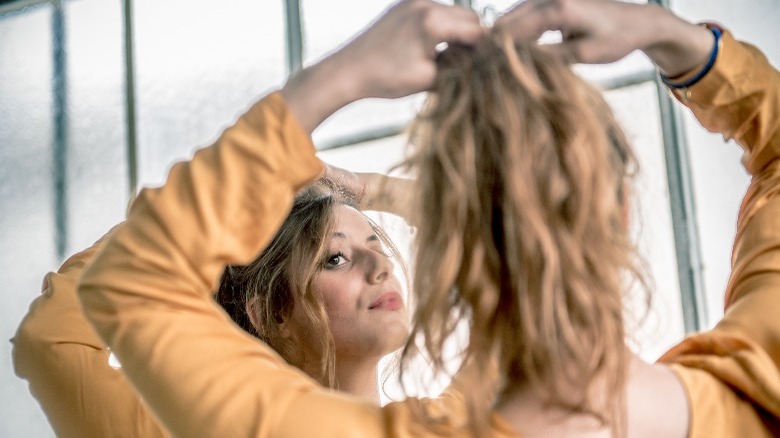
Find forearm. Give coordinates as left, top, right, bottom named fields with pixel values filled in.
left=639, top=4, right=714, bottom=78
left=281, top=53, right=360, bottom=135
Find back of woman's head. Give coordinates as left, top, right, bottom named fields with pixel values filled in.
left=400, top=31, right=640, bottom=431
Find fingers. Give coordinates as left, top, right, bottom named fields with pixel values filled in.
left=495, top=0, right=567, bottom=42
left=495, top=0, right=661, bottom=65
left=425, top=2, right=485, bottom=48
left=347, top=0, right=486, bottom=98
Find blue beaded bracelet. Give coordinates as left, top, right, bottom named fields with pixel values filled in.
left=660, top=25, right=722, bottom=89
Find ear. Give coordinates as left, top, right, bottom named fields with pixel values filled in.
left=245, top=296, right=293, bottom=338
left=245, top=296, right=262, bottom=333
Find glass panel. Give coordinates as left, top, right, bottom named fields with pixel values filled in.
left=301, top=0, right=389, bottom=66
left=670, top=0, right=780, bottom=328
left=134, top=0, right=285, bottom=187
left=317, top=133, right=407, bottom=174
left=65, top=0, right=128, bottom=251
left=0, top=5, right=59, bottom=437
left=604, top=82, right=685, bottom=360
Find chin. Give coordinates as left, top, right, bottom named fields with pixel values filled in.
left=382, top=323, right=410, bottom=353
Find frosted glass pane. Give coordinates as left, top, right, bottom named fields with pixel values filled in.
left=134, top=0, right=286, bottom=187
left=605, top=83, right=685, bottom=360
left=0, top=5, right=58, bottom=438
left=670, top=0, right=780, bottom=328
left=0, top=7, right=56, bottom=269
left=312, top=96, right=423, bottom=149
left=301, top=0, right=389, bottom=66
left=317, top=134, right=407, bottom=174
left=65, top=0, right=128, bottom=251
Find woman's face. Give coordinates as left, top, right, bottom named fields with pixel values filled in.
left=297, top=204, right=409, bottom=362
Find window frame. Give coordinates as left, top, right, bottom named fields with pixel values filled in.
left=0, top=0, right=707, bottom=332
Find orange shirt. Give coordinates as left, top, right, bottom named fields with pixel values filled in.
left=15, top=29, right=780, bottom=437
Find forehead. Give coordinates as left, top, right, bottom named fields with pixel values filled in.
left=330, top=204, right=375, bottom=239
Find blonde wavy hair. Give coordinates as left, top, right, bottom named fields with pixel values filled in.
left=399, top=32, right=644, bottom=433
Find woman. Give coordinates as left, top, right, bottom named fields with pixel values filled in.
left=13, top=174, right=410, bottom=437
left=76, top=0, right=780, bottom=436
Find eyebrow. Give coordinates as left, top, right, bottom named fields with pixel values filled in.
left=330, top=232, right=380, bottom=243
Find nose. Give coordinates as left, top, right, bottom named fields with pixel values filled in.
left=367, top=250, right=393, bottom=284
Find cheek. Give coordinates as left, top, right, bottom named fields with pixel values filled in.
left=312, top=273, right=361, bottom=316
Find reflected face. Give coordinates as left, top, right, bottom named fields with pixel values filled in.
left=298, top=204, right=409, bottom=362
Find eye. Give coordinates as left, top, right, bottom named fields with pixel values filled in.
left=323, top=252, right=348, bottom=269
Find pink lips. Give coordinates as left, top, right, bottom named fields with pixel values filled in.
left=369, top=291, right=403, bottom=311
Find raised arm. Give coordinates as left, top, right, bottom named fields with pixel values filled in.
left=661, top=21, right=780, bottom=424
left=657, top=27, right=780, bottom=431
left=77, top=2, right=483, bottom=437
left=13, top=230, right=169, bottom=438
left=499, top=0, right=780, bottom=432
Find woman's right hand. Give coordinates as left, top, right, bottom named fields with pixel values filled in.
left=494, top=0, right=713, bottom=77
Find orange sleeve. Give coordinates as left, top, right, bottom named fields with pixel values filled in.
left=12, top=230, right=169, bottom=437
left=78, top=92, right=369, bottom=437
left=659, top=30, right=780, bottom=436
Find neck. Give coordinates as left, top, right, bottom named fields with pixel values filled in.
left=300, top=354, right=382, bottom=404
left=495, top=383, right=611, bottom=438
left=334, top=355, right=382, bottom=404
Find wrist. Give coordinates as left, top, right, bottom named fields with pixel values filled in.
left=280, top=54, right=362, bottom=134
left=641, top=6, right=714, bottom=78
left=659, top=24, right=721, bottom=89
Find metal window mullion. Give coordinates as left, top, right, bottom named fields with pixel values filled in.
left=654, top=81, right=707, bottom=333
left=123, top=0, right=138, bottom=195
left=284, top=0, right=303, bottom=75
left=649, top=0, right=707, bottom=333
left=52, top=0, right=68, bottom=260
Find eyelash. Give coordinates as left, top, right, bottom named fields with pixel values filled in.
left=323, top=252, right=347, bottom=269
left=322, top=247, right=392, bottom=270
